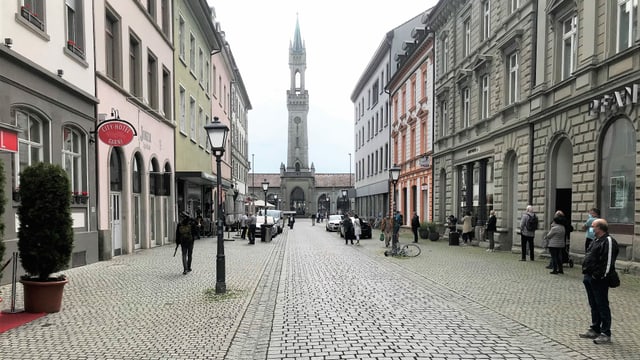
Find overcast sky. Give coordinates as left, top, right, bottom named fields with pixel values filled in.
left=210, top=1, right=438, bottom=174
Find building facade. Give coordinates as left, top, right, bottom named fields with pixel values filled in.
left=388, top=12, right=435, bottom=225
left=94, top=0, right=176, bottom=259
left=351, top=15, right=427, bottom=223
left=428, top=0, right=640, bottom=262
left=0, top=0, right=99, bottom=282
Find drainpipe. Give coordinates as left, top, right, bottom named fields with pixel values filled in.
left=528, top=0, right=538, bottom=207
left=528, top=123, right=534, bottom=205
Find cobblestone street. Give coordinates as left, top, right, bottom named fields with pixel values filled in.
left=2, top=219, right=639, bottom=359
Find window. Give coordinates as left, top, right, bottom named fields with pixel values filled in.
left=617, top=0, right=637, bottom=52
left=147, top=52, right=158, bottom=109
left=161, top=0, right=170, bottom=37
left=204, top=116, right=210, bottom=151
left=372, top=80, right=379, bottom=105
left=482, top=1, right=491, bottom=41
left=441, top=36, right=449, bottom=74
left=212, top=65, right=217, bottom=97
left=20, top=0, right=45, bottom=31
left=105, top=7, right=121, bottom=83
left=65, top=0, right=84, bottom=57
left=179, top=86, right=186, bottom=131
left=462, top=87, right=470, bottom=128
left=510, top=0, right=520, bottom=14
left=132, top=154, right=142, bottom=194
left=178, top=16, right=185, bottom=60
left=62, top=126, right=84, bottom=193
left=129, top=34, right=142, bottom=96
left=14, top=109, right=46, bottom=188
left=205, top=60, right=210, bottom=93
left=508, top=52, right=519, bottom=105
left=146, top=0, right=156, bottom=20
left=162, top=67, right=171, bottom=117
left=600, top=118, right=635, bottom=227
left=198, top=48, right=203, bottom=82
left=481, top=75, right=489, bottom=119
left=561, top=14, right=577, bottom=80
left=189, top=97, right=196, bottom=140
left=189, top=34, right=196, bottom=72
left=439, top=100, right=448, bottom=137
left=463, top=19, right=471, bottom=57
left=198, top=107, right=204, bottom=146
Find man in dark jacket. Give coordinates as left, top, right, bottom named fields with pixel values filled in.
left=411, top=212, right=420, bottom=243
left=176, top=211, right=194, bottom=275
left=579, top=218, right=619, bottom=344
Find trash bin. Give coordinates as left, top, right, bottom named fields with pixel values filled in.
left=261, top=224, right=273, bottom=242
left=449, top=231, right=460, bottom=246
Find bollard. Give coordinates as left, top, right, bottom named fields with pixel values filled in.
left=2, top=252, right=24, bottom=314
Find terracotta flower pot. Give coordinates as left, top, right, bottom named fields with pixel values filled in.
left=20, top=277, right=69, bottom=313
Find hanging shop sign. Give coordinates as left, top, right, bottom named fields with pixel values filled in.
left=588, top=83, right=639, bottom=116
left=96, top=119, right=137, bottom=146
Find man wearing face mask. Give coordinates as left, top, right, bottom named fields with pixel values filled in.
left=583, top=208, right=600, bottom=252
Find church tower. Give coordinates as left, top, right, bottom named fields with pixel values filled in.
left=286, top=15, right=310, bottom=172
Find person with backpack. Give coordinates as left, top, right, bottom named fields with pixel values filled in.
left=519, top=205, right=538, bottom=261
left=176, top=211, right=194, bottom=275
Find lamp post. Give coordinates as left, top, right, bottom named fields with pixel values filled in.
left=261, top=179, right=269, bottom=225
left=204, top=116, right=229, bottom=294
left=274, top=194, right=278, bottom=210
left=389, top=164, right=401, bottom=251
left=341, top=189, right=348, bottom=214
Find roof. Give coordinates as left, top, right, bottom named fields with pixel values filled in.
left=249, top=173, right=354, bottom=188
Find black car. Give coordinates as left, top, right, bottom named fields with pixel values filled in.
left=340, top=217, right=372, bottom=239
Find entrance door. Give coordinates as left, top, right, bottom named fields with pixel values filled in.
left=133, top=194, right=141, bottom=249
left=150, top=195, right=157, bottom=247
left=110, top=192, right=122, bottom=256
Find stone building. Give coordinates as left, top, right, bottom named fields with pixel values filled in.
left=428, top=0, right=640, bottom=262
left=248, top=17, right=352, bottom=217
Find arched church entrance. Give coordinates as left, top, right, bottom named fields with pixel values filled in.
left=290, top=187, right=306, bottom=215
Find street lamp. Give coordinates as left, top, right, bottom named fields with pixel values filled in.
left=204, top=116, right=229, bottom=294
left=341, top=189, right=348, bottom=214
left=261, top=179, right=269, bottom=225
left=389, top=164, right=401, bottom=251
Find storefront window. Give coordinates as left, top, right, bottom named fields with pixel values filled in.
left=600, top=117, right=635, bottom=225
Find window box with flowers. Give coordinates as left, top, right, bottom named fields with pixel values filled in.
left=20, top=5, right=44, bottom=31
left=67, top=40, right=84, bottom=57
left=72, top=191, right=89, bottom=204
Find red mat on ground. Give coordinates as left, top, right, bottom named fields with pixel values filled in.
left=0, top=310, right=46, bottom=333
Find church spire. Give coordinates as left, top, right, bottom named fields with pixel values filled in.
left=291, top=13, right=304, bottom=52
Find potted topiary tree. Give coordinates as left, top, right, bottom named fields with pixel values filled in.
left=18, top=162, right=74, bottom=313
left=418, top=222, right=430, bottom=239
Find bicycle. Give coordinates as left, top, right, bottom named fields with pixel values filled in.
left=384, top=242, right=421, bottom=257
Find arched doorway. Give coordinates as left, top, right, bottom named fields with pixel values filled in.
left=503, top=151, right=518, bottom=251
left=548, top=137, right=573, bottom=221
left=317, top=194, right=330, bottom=219
left=290, top=187, right=306, bottom=214
left=109, top=148, right=124, bottom=256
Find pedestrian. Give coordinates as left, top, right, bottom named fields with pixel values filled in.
left=353, top=214, right=362, bottom=245
left=392, top=211, right=402, bottom=251
left=248, top=212, right=257, bottom=244
left=343, top=215, right=354, bottom=245
left=579, top=218, right=619, bottom=344
left=411, top=211, right=420, bottom=243
left=176, top=211, right=194, bottom=275
left=289, top=215, right=295, bottom=229
left=583, top=207, right=600, bottom=252
left=461, top=211, right=473, bottom=245
left=381, top=215, right=393, bottom=247
left=486, top=210, right=497, bottom=252
left=544, top=214, right=566, bottom=274
left=311, top=213, right=316, bottom=226
left=519, top=205, right=537, bottom=261
left=240, top=212, right=248, bottom=239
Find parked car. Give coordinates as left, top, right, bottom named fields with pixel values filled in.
left=266, top=209, right=284, bottom=234
left=340, top=217, right=372, bottom=239
left=325, top=214, right=343, bottom=232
